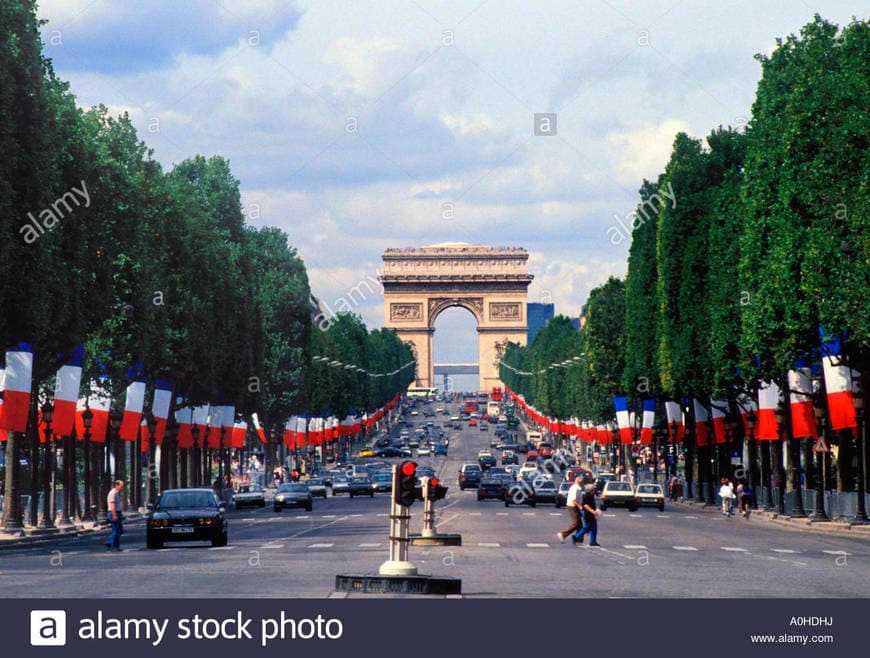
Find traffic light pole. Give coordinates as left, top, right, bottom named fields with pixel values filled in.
left=379, top=464, right=418, bottom=576
left=420, top=476, right=437, bottom=538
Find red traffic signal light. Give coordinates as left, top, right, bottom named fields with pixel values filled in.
left=422, top=476, right=448, bottom=501
left=395, top=460, right=418, bottom=507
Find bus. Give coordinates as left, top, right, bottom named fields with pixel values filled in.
left=406, top=386, right=437, bottom=399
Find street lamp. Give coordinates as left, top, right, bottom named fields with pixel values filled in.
left=853, top=384, right=868, bottom=523
left=810, top=401, right=829, bottom=521
left=745, top=410, right=761, bottom=510
left=190, top=424, right=201, bottom=488
left=82, top=407, right=94, bottom=522
left=704, top=417, right=716, bottom=506
left=146, top=412, right=158, bottom=505
left=38, top=401, right=55, bottom=528
left=773, top=406, right=787, bottom=515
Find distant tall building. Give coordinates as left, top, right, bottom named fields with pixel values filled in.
left=527, top=303, right=555, bottom=344
left=570, top=317, right=581, bottom=332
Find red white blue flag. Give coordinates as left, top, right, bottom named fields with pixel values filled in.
left=0, top=343, right=33, bottom=433
left=756, top=381, right=781, bottom=440
left=820, top=334, right=857, bottom=432
left=52, top=344, right=84, bottom=437
left=614, top=396, right=632, bottom=445
left=788, top=364, right=818, bottom=439
left=640, top=399, right=655, bottom=445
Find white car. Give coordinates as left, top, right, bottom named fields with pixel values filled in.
left=305, top=477, right=328, bottom=499
left=634, top=483, right=665, bottom=511
left=233, top=484, right=265, bottom=508
left=519, top=462, right=539, bottom=479
left=417, top=446, right=431, bottom=456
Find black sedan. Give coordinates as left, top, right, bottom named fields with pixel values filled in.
left=348, top=477, right=375, bottom=498
left=146, top=488, right=227, bottom=549
left=504, top=480, right=536, bottom=507
left=273, top=483, right=313, bottom=512
left=477, top=477, right=507, bottom=501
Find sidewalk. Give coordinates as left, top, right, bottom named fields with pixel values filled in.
left=0, top=510, right=148, bottom=549
left=673, top=498, right=870, bottom=538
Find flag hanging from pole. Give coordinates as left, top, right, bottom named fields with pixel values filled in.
left=0, top=343, right=33, bottom=433
left=756, top=381, right=781, bottom=440
left=820, top=333, right=857, bottom=432
left=52, top=344, right=84, bottom=437
left=788, top=364, right=818, bottom=439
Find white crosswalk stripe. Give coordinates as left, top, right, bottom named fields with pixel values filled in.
left=358, top=543, right=381, bottom=548
left=478, top=542, right=500, bottom=548
left=260, top=543, right=284, bottom=549
left=771, top=549, right=798, bottom=554
left=721, top=547, right=748, bottom=552
left=496, top=512, right=509, bottom=516
left=673, top=546, right=698, bottom=551
left=623, top=545, right=647, bottom=550
left=308, top=543, right=334, bottom=548
left=526, top=543, right=549, bottom=548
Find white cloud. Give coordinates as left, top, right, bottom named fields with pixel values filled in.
left=606, top=118, right=690, bottom=187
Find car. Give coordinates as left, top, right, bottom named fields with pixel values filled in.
left=526, top=450, right=539, bottom=462
left=490, top=437, right=501, bottom=448
left=504, top=480, right=536, bottom=507
left=594, top=472, right=617, bottom=493
left=505, top=465, right=521, bottom=480
left=417, top=445, right=431, bottom=456
left=273, top=483, right=313, bottom=512
left=417, top=465, right=436, bottom=479
left=487, top=466, right=510, bottom=478
left=380, top=447, right=409, bottom=458
left=635, top=483, right=666, bottom=511
left=501, top=450, right=518, bottom=465
left=565, top=468, right=595, bottom=486
left=410, top=411, right=419, bottom=416
left=233, top=483, right=265, bottom=508
left=478, top=454, right=498, bottom=470
left=459, top=464, right=483, bottom=490
left=305, top=477, right=328, bottom=499
left=600, top=481, right=636, bottom=511
left=348, top=477, right=375, bottom=498
left=468, top=418, right=478, bottom=426
left=358, top=448, right=376, bottom=458
left=371, top=473, right=393, bottom=493
left=477, top=477, right=507, bottom=501
left=519, top=462, right=539, bottom=479
left=538, top=443, right=554, bottom=458
left=533, top=479, right=558, bottom=505
left=434, top=443, right=448, bottom=456
left=147, top=488, right=228, bottom=548
left=331, top=476, right=350, bottom=495
left=555, top=480, right=572, bottom=508
left=408, top=437, right=421, bottom=448
left=479, top=423, right=488, bottom=431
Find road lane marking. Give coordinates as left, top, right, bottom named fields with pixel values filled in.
left=823, top=550, right=851, bottom=556
left=627, top=514, right=643, bottom=518
left=721, top=547, right=748, bottom=552
left=376, top=513, right=389, bottom=517
left=349, top=514, right=363, bottom=518
left=358, top=543, right=381, bottom=548
left=478, top=542, right=500, bottom=548
left=209, top=546, right=235, bottom=551
left=242, top=518, right=256, bottom=522
left=549, top=513, right=561, bottom=516
left=602, top=513, right=616, bottom=517
left=771, top=549, right=798, bottom=554
left=495, top=512, right=509, bottom=516
left=623, top=545, right=647, bottom=550
left=684, top=515, right=698, bottom=519
left=600, top=548, right=633, bottom=559
left=322, top=515, right=337, bottom=519
left=526, top=543, right=549, bottom=548
left=522, top=512, right=536, bottom=516
left=308, top=543, right=334, bottom=548
left=657, top=515, right=671, bottom=518
left=438, top=514, right=459, bottom=528
left=260, top=543, right=284, bottom=549
left=673, top=546, right=698, bottom=551
left=468, top=512, right=482, bottom=516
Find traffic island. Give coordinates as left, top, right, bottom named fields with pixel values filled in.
left=409, top=532, right=462, bottom=546
left=335, top=573, right=461, bottom=595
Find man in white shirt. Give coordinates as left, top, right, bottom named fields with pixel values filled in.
left=105, top=480, right=124, bottom=552
left=556, top=477, right=585, bottom=543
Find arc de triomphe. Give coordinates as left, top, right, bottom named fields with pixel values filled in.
left=380, top=243, right=533, bottom=392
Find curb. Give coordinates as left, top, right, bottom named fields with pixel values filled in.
left=0, top=515, right=148, bottom=550
left=673, top=500, right=870, bottom=537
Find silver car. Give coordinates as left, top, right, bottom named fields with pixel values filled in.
left=331, top=476, right=351, bottom=496
left=306, top=477, right=328, bottom=499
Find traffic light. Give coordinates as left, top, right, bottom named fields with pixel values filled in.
left=395, top=460, right=418, bottom=506
left=427, top=476, right=448, bottom=501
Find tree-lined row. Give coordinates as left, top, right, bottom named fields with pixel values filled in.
left=0, top=1, right=414, bottom=525
left=502, top=17, right=868, bottom=494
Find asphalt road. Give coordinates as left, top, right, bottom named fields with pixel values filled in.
left=1, top=400, right=867, bottom=598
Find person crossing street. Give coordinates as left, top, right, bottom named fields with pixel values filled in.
left=556, top=477, right=585, bottom=543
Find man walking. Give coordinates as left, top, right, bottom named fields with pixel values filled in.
left=574, top=484, right=602, bottom=546
left=105, top=480, right=124, bottom=552
left=556, top=477, right=584, bottom=543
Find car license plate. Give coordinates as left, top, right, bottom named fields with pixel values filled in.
left=171, top=527, right=194, bottom=534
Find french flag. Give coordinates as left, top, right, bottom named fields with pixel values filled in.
left=693, top=399, right=710, bottom=446
left=284, top=416, right=297, bottom=448
left=788, top=364, right=818, bottom=439
left=640, top=399, right=655, bottom=445
left=175, top=405, right=193, bottom=449
left=52, top=344, right=84, bottom=437
left=711, top=400, right=728, bottom=444
left=251, top=412, right=267, bottom=444
left=219, top=405, right=236, bottom=445
left=665, top=401, right=685, bottom=442
left=613, top=396, right=633, bottom=445
left=737, top=395, right=757, bottom=435
left=820, top=334, right=857, bottom=432
left=296, top=415, right=307, bottom=447
left=0, top=344, right=33, bottom=433
left=309, top=417, right=323, bottom=445
left=230, top=421, right=247, bottom=449
left=119, top=378, right=146, bottom=441
left=151, top=381, right=173, bottom=444
left=76, top=378, right=112, bottom=442
left=206, top=405, right=223, bottom=448
left=756, top=381, right=781, bottom=440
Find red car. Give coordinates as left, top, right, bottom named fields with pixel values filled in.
left=469, top=418, right=478, bottom=426
left=538, top=445, right=554, bottom=458
left=526, top=450, right=539, bottom=461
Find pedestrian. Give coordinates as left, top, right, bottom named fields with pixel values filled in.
left=739, top=481, right=753, bottom=517
left=105, top=480, right=124, bottom=552
left=668, top=475, right=679, bottom=501
left=556, top=477, right=585, bottom=543
left=574, top=484, right=602, bottom=546
left=719, top=477, right=735, bottom=516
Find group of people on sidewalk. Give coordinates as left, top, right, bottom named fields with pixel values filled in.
left=719, top=477, right=753, bottom=517
left=556, top=476, right=602, bottom=546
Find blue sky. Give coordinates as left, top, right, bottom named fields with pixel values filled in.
left=37, top=0, right=865, bottom=366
